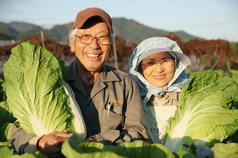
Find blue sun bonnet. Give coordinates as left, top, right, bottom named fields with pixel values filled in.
left=128, top=37, right=191, bottom=110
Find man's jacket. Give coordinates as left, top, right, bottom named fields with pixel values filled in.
left=66, top=59, right=148, bottom=144
left=11, top=59, right=148, bottom=154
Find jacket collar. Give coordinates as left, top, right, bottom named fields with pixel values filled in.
left=66, top=58, right=120, bottom=83
left=66, top=59, right=121, bottom=100
left=100, top=64, right=121, bottom=82
left=65, top=58, right=78, bottom=81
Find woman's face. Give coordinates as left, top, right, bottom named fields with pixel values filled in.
left=141, top=51, right=175, bottom=88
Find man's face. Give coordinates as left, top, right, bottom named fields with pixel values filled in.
left=70, top=21, right=111, bottom=72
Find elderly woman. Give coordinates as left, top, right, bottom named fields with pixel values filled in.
left=128, top=37, right=191, bottom=144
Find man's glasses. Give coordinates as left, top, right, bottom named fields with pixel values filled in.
left=74, top=34, right=114, bottom=45
left=141, top=59, right=175, bottom=69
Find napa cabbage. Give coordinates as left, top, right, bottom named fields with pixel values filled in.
left=0, top=101, right=15, bottom=143
left=163, top=70, right=238, bottom=152
left=61, top=139, right=178, bottom=158
left=211, top=143, right=238, bottom=158
left=3, top=41, right=86, bottom=143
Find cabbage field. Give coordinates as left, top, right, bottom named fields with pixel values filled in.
left=0, top=41, right=238, bottom=158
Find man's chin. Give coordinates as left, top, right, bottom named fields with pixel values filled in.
left=85, top=65, right=103, bottom=72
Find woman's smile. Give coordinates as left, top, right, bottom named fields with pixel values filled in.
left=153, top=74, right=166, bottom=80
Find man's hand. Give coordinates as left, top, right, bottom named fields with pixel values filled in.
left=37, top=132, right=73, bottom=158
left=84, top=136, right=97, bottom=142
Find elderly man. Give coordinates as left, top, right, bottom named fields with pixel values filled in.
left=11, top=7, right=148, bottom=157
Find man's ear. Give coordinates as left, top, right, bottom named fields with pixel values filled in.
left=69, top=35, right=75, bottom=52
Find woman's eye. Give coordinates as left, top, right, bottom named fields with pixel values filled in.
left=147, top=62, right=155, bottom=65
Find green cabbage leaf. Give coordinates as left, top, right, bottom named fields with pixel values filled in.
left=163, top=70, right=238, bottom=152
left=0, top=101, right=16, bottom=127
left=3, top=41, right=86, bottom=142
left=211, top=143, right=238, bottom=158
left=61, top=139, right=178, bottom=158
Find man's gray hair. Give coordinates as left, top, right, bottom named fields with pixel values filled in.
left=69, top=28, right=78, bottom=44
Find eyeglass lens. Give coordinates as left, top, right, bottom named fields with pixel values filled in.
left=145, top=59, right=174, bottom=69
left=77, top=35, right=111, bottom=45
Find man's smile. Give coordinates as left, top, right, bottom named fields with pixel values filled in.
left=86, top=53, right=102, bottom=59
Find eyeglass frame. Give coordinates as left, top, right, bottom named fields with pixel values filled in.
left=74, top=34, right=116, bottom=45
left=141, top=58, right=175, bottom=69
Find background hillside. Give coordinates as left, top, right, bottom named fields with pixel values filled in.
left=0, top=19, right=237, bottom=77
left=0, top=18, right=203, bottom=44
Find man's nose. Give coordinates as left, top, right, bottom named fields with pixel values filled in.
left=90, top=37, right=100, bottom=48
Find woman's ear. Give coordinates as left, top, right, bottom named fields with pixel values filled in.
left=69, top=35, right=75, bottom=52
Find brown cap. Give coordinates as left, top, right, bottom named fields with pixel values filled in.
left=72, top=7, right=113, bottom=33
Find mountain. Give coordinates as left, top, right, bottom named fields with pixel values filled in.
left=46, top=23, right=73, bottom=42
left=0, top=22, right=20, bottom=40
left=0, top=18, right=203, bottom=44
left=7, top=21, right=41, bottom=33
left=0, top=22, right=42, bottom=41
left=173, top=30, right=203, bottom=42
left=112, top=18, right=170, bottom=43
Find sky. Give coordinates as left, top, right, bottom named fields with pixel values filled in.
left=0, top=0, right=238, bottom=42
